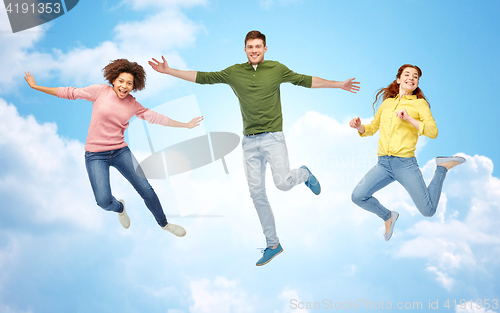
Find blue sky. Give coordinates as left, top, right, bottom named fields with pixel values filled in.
left=1, top=0, right=499, bottom=312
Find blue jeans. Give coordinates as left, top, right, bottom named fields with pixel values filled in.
left=352, top=156, right=448, bottom=221
left=242, top=132, right=309, bottom=247
left=84, top=146, right=168, bottom=227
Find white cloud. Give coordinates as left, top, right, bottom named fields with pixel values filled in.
left=49, top=7, right=204, bottom=95
left=0, top=98, right=103, bottom=229
left=189, top=277, right=255, bottom=313
left=272, top=111, right=500, bottom=293
left=51, top=41, right=121, bottom=86
left=0, top=0, right=205, bottom=97
left=0, top=103, right=499, bottom=309
left=0, top=234, right=20, bottom=301
left=0, top=8, right=53, bottom=94
left=0, top=0, right=497, bottom=308
left=395, top=154, right=500, bottom=289
left=282, top=112, right=500, bottom=292
left=278, top=289, right=309, bottom=313
left=114, top=10, right=202, bottom=52
left=260, top=111, right=381, bottom=249
left=426, top=266, right=455, bottom=291
left=0, top=233, right=37, bottom=313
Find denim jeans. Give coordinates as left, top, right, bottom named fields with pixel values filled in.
left=242, top=131, right=309, bottom=247
left=84, top=146, right=168, bottom=227
left=351, top=156, right=448, bottom=221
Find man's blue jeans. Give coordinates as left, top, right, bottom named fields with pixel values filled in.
left=242, top=132, right=309, bottom=247
left=352, top=156, right=448, bottom=221
left=84, top=146, right=168, bottom=227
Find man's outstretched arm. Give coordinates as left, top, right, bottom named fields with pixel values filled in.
left=149, top=56, right=197, bottom=82
left=311, top=77, right=360, bottom=93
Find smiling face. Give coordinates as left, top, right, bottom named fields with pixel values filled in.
left=397, top=67, right=420, bottom=95
left=244, top=38, right=267, bottom=65
left=112, top=72, right=134, bottom=98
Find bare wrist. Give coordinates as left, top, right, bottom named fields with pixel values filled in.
left=165, top=67, right=174, bottom=75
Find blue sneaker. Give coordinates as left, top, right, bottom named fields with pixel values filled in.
left=301, top=165, right=321, bottom=195
left=256, top=244, right=283, bottom=266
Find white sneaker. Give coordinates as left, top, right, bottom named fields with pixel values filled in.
left=162, top=223, right=186, bottom=237
left=117, top=199, right=130, bottom=229
left=436, top=156, right=466, bottom=165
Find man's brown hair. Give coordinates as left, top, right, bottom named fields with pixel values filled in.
left=245, top=30, right=266, bottom=46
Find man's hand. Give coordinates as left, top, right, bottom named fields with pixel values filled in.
left=148, top=56, right=197, bottom=82
left=149, top=56, right=170, bottom=74
left=340, top=78, right=360, bottom=94
left=311, top=76, right=361, bottom=91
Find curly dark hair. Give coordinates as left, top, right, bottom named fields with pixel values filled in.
left=102, top=59, right=146, bottom=92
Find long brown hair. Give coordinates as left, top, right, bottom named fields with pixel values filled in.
left=372, top=64, right=428, bottom=113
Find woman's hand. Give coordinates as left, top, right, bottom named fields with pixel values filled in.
left=186, top=116, right=204, bottom=129
left=24, top=71, right=38, bottom=89
left=167, top=116, right=203, bottom=128
left=349, top=117, right=361, bottom=128
left=349, top=117, right=365, bottom=134
left=396, top=109, right=420, bottom=130
left=395, top=109, right=411, bottom=121
left=23, top=72, right=58, bottom=96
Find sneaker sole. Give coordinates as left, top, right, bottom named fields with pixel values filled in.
left=256, top=248, right=283, bottom=266
left=436, top=156, right=466, bottom=165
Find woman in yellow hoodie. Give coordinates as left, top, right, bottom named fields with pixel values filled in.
left=349, top=64, right=465, bottom=241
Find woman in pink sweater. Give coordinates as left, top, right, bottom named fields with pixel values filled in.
left=24, top=59, right=202, bottom=237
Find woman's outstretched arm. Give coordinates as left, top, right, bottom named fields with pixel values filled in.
left=167, top=116, right=204, bottom=129
left=24, top=72, right=58, bottom=96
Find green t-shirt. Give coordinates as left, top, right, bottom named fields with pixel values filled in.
left=196, top=60, right=312, bottom=135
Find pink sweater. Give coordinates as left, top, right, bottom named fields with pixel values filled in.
left=57, top=84, right=170, bottom=152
